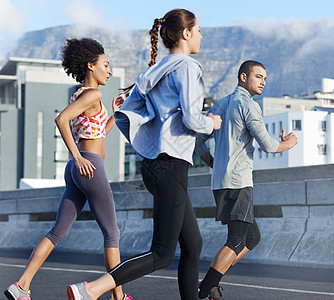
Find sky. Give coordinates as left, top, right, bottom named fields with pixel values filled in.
left=0, top=0, right=334, bottom=59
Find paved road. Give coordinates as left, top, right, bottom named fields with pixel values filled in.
left=1, top=249, right=334, bottom=299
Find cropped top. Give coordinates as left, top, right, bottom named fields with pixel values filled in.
left=70, top=87, right=108, bottom=144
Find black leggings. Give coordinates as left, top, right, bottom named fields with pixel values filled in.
left=110, top=154, right=202, bottom=300
left=225, top=219, right=261, bottom=255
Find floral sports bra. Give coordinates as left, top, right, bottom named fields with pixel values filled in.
left=70, top=87, right=108, bottom=144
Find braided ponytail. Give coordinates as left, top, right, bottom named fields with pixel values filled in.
left=148, top=18, right=165, bottom=67
left=120, top=9, right=196, bottom=95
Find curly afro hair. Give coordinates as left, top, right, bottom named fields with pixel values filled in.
left=61, top=38, right=105, bottom=83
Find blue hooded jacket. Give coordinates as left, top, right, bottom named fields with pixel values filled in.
left=115, top=53, right=213, bottom=164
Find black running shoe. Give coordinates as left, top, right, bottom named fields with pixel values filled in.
left=205, top=285, right=223, bottom=300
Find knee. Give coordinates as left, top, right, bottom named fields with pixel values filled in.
left=45, top=229, right=68, bottom=246
left=225, top=238, right=245, bottom=255
left=246, top=230, right=261, bottom=250
left=180, top=235, right=202, bottom=259
left=151, top=249, right=175, bottom=269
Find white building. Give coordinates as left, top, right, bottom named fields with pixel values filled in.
left=256, top=78, right=334, bottom=117
left=254, top=110, right=334, bottom=170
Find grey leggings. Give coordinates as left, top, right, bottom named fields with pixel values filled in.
left=46, top=151, right=120, bottom=248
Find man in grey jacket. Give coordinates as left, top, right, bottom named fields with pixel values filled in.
left=195, top=60, right=298, bottom=299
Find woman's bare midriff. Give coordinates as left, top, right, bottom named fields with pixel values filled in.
left=77, top=138, right=106, bottom=159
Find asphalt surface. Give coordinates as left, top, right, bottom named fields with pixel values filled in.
left=1, top=249, right=334, bottom=299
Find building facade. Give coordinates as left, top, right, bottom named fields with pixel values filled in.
left=253, top=77, right=334, bottom=170
left=256, top=78, right=334, bottom=117
left=0, top=57, right=125, bottom=191
left=254, top=110, right=334, bottom=170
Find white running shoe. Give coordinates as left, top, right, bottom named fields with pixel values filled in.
left=67, top=282, right=93, bottom=300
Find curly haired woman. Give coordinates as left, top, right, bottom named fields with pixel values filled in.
left=4, top=38, right=131, bottom=300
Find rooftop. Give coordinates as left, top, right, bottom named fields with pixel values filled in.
left=0, top=57, right=62, bottom=75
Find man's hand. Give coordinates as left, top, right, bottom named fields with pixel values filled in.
left=200, top=152, right=214, bottom=168
left=281, top=128, right=286, bottom=141
left=208, top=113, right=222, bottom=130
left=276, top=128, right=298, bottom=153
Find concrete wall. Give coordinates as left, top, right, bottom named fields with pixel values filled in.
left=1, top=164, right=334, bottom=269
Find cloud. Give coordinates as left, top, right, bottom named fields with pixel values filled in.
left=241, top=16, right=334, bottom=58
left=294, top=17, right=334, bottom=58
left=0, top=0, right=26, bottom=58
left=240, top=17, right=317, bottom=41
left=60, top=0, right=136, bottom=33
left=61, top=0, right=113, bottom=29
left=0, top=0, right=25, bottom=33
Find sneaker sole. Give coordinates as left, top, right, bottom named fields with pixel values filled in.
left=67, top=284, right=80, bottom=300
left=4, top=290, right=16, bottom=300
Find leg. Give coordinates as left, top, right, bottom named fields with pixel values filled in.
left=231, top=247, right=250, bottom=266
left=111, top=156, right=191, bottom=284
left=73, top=153, right=123, bottom=299
left=104, top=248, right=123, bottom=300
left=17, top=237, right=55, bottom=291
left=148, top=156, right=190, bottom=270
left=198, top=221, right=250, bottom=299
left=178, top=194, right=202, bottom=300
left=211, top=245, right=237, bottom=274
left=84, top=273, right=117, bottom=300
left=18, top=161, right=86, bottom=291
left=73, top=156, right=192, bottom=299
left=232, top=218, right=261, bottom=266
left=212, top=221, right=250, bottom=273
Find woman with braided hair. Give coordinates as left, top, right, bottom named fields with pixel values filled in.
left=67, top=9, right=221, bottom=300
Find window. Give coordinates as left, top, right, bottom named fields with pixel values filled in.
left=0, top=114, right=1, bottom=187
left=37, top=111, right=43, bottom=178
left=54, top=113, right=69, bottom=179
left=320, top=120, right=326, bottom=132
left=124, top=162, right=129, bottom=177
left=286, top=105, right=291, bottom=109
left=258, top=148, right=262, bottom=159
left=272, top=123, right=275, bottom=134
left=192, top=152, right=207, bottom=168
left=54, top=138, right=68, bottom=162
left=318, top=144, right=327, bottom=155
left=292, top=120, right=302, bottom=131
left=125, top=143, right=143, bottom=179
left=278, top=121, right=283, bottom=139
left=21, top=84, right=25, bottom=108
left=54, top=117, right=68, bottom=162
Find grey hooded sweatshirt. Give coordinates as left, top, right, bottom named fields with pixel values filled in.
left=114, top=53, right=214, bottom=164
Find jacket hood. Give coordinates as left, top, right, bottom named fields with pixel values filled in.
left=136, top=53, right=201, bottom=95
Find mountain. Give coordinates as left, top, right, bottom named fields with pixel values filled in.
left=8, top=21, right=334, bottom=99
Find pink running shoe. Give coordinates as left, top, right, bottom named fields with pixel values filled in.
left=67, top=282, right=93, bottom=300
left=122, top=293, right=133, bottom=300
left=4, top=282, right=31, bottom=300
